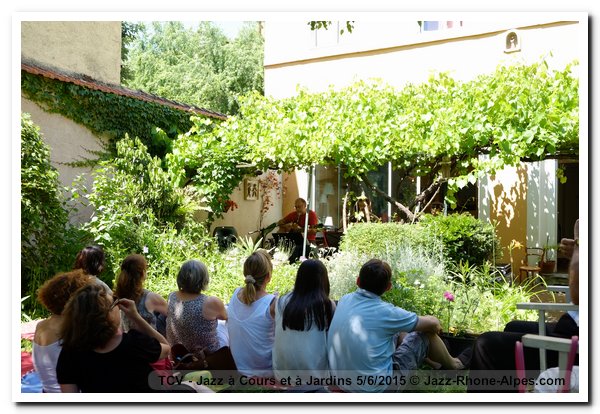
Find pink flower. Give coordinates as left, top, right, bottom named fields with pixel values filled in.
left=443, top=291, right=455, bottom=302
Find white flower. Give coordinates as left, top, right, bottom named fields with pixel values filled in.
left=414, top=280, right=421, bottom=286
left=142, top=246, right=149, bottom=254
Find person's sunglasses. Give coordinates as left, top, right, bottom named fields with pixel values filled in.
left=108, top=297, right=121, bottom=311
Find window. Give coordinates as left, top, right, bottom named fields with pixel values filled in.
left=421, top=21, right=463, bottom=32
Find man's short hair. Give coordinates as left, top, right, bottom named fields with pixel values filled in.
left=358, top=259, right=392, bottom=296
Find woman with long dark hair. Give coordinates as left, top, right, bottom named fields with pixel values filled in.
left=272, top=259, right=335, bottom=388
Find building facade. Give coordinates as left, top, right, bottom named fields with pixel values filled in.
left=263, top=16, right=584, bottom=270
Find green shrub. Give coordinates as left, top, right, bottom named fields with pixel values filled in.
left=418, top=213, right=500, bottom=267
left=339, top=222, right=427, bottom=257
left=339, top=214, right=499, bottom=269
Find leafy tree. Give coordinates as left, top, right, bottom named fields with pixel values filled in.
left=74, top=135, right=211, bottom=283
left=167, top=117, right=250, bottom=221
left=121, top=21, right=145, bottom=83
left=122, top=21, right=264, bottom=115
left=171, top=59, right=578, bottom=223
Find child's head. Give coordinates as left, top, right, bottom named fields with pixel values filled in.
left=177, top=260, right=209, bottom=294
left=241, top=249, right=273, bottom=305
left=357, top=258, right=392, bottom=296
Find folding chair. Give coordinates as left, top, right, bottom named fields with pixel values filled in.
left=515, top=335, right=579, bottom=393
left=516, top=286, right=578, bottom=371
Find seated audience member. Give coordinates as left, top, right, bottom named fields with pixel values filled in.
left=227, top=250, right=277, bottom=378
left=166, top=260, right=228, bottom=357
left=32, top=270, right=93, bottom=393
left=56, top=284, right=172, bottom=392
left=114, top=254, right=167, bottom=334
left=467, top=220, right=580, bottom=392
left=73, top=245, right=112, bottom=293
left=327, top=259, right=465, bottom=393
left=272, top=259, right=336, bottom=389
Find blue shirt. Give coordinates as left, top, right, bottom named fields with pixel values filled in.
left=327, top=288, right=418, bottom=392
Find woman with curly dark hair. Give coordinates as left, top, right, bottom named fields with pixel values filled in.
left=114, top=254, right=167, bottom=334
left=56, top=284, right=171, bottom=392
left=32, top=270, right=93, bottom=392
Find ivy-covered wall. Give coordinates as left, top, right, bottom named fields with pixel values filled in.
left=21, top=71, right=208, bottom=159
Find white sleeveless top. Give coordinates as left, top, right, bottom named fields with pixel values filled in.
left=227, top=287, right=275, bottom=377
left=272, top=293, right=330, bottom=387
left=32, top=340, right=62, bottom=392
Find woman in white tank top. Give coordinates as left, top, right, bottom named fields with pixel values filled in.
left=227, top=250, right=276, bottom=378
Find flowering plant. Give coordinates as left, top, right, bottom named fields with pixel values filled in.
left=224, top=199, right=238, bottom=212
left=442, top=290, right=456, bottom=334
left=258, top=171, right=282, bottom=228
left=440, top=263, right=484, bottom=336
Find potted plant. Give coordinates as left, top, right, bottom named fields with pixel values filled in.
left=541, top=236, right=558, bottom=273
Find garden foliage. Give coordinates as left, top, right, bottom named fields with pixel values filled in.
left=123, top=21, right=264, bottom=116
left=21, top=114, right=86, bottom=310
left=337, top=217, right=536, bottom=333
left=341, top=213, right=499, bottom=267
left=181, top=59, right=578, bottom=221
left=72, top=136, right=215, bottom=287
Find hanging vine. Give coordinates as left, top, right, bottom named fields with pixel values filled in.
left=21, top=71, right=219, bottom=160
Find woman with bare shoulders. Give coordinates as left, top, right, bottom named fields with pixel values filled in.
left=166, top=260, right=228, bottom=358
left=114, top=254, right=167, bottom=334
left=227, top=250, right=277, bottom=377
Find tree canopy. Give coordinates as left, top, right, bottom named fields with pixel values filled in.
left=122, top=21, right=264, bottom=116
left=169, top=59, right=578, bottom=222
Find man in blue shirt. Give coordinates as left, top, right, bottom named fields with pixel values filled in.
left=327, top=259, right=464, bottom=392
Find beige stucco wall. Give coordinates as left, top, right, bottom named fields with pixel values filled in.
left=487, top=164, right=529, bottom=274
left=21, top=21, right=122, bottom=84
left=22, top=98, right=110, bottom=224
left=209, top=172, right=283, bottom=243
left=265, top=20, right=580, bottom=97
left=21, top=21, right=122, bottom=224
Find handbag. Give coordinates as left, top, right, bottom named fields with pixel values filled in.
left=172, top=344, right=237, bottom=373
